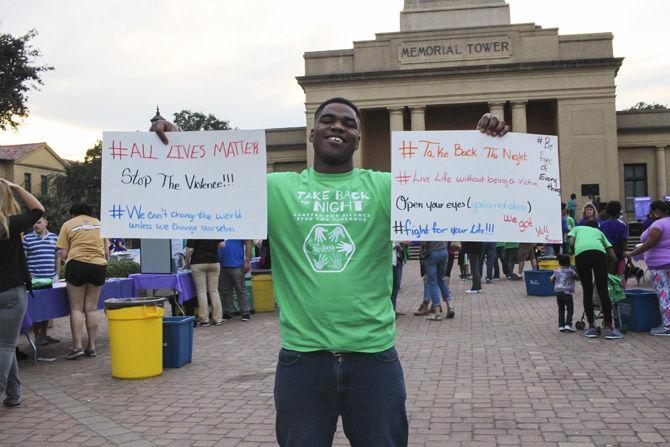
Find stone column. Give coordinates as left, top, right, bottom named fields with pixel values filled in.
left=410, top=106, right=426, bottom=131
left=656, top=145, right=668, bottom=198
left=488, top=102, right=505, bottom=120
left=389, top=108, right=404, bottom=134
left=511, top=101, right=527, bottom=133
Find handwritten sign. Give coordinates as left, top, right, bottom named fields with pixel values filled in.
left=101, top=130, right=267, bottom=239
left=634, top=197, right=652, bottom=220
left=391, top=131, right=562, bottom=243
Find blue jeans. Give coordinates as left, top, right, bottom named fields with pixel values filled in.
left=482, top=242, right=497, bottom=280
left=424, top=248, right=449, bottom=307
left=0, top=286, right=27, bottom=404
left=275, top=348, right=408, bottom=446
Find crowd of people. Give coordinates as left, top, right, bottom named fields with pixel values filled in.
left=185, top=238, right=253, bottom=326
left=406, top=197, right=670, bottom=343
left=1, top=96, right=668, bottom=447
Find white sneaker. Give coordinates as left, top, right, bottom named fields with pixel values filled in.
left=559, top=327, right=566, bottom=332
left=465, top=289, right=481, bottom=294
left=563, top=325, right=576, bottom=332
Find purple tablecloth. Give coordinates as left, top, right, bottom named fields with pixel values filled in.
left=21, top=278, right=135, bottom=334
left=128, top=272, right=195, bottom=304
left=20, top=273, right=195, bottom=334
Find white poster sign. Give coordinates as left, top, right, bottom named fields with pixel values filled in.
left=391, top=131, right=562, bottom=243
left=101, top=130, right=267, bottom=239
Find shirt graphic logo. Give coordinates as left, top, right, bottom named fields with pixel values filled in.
left=303, top=224, right=355, bottom=273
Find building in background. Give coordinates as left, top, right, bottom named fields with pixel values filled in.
left=0, top=143, right=68, bottom=194
left=4, top=1, right=668, bottom=219
left=283, top=0, right=670, bottom=218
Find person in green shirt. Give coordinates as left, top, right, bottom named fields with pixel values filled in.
left=152, top=97, right=509, bottom=446
left=568, top=220, right=621, bottom=340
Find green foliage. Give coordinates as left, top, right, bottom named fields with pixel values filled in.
left=173, top=109, right=231, bottom=131
left=625, top=102, right=668, bottom=111
left=105, top=260, right=141, bottom=279
left=0, top=29, right=53, bottom=130
left=39, top=140, right=102, bottom=233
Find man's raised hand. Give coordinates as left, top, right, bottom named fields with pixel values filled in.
left=477, top=113, right=509, bottom=137
left=150, top=119, right=180, bottom=145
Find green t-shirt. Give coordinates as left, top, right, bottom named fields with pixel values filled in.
left=267, top=168, right=395, bottom=353
left=567, top=225, right=612, bottom=256
left=566, top=216, right=575, bottom=230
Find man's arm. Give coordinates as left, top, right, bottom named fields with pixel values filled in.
left=152, top=111, right=510, bottom=145
left=243, top=240, right=252, bottom=274
left=55, top=250, right=61, bottom=279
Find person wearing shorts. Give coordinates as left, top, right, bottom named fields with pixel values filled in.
left=57, top=204, right=108, bottom=360
left=516, top=243, right=537, bottom=277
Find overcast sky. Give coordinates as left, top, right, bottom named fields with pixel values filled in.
left=0, top=0, right=668, bottom=160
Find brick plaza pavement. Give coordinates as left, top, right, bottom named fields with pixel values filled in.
left=2, top=261, right=670, bottom=446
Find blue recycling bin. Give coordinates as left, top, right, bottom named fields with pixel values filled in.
left=163, top=316, right=195, bottom=368
left=524, top=270, right=554, bottom=296
left=618, top=289, right=661, bottom=332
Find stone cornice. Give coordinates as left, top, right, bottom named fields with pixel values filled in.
left=296, top=58, right=624, bottom=87
left=617, top=126, right=670, bottom=133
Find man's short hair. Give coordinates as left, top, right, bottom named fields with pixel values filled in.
left=70, top=203, right=93, bottom=216
left=606, top=200, right=622, bottom=218
left=314, top=97, right=361, bottom=121
left=584, top=220, right=599, bottom=228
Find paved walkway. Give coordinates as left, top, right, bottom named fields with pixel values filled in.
left=2, top=262, right=670, bottom=446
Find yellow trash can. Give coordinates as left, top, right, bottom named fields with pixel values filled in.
left=539, top=256, right=576, bottom=270
left=105, top=297, right=165, bottom=379
left=251, top=274, right=275, bottom=312
left=538, top=259, right=559, bottom=270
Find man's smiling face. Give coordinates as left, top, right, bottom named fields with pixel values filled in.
left=310, top=102, right=361, bottom=170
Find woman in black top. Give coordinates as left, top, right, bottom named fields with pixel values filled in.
left=0, top=178, right=44, bottom=408
left=186, top=239, right=225, bottom=326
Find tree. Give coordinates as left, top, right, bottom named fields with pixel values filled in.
left=625, top=102, right=668, bottom=111
left=173, top=109, right=231, bottom=131
left=0, top=29, right=53, bottom=130
left=40, top=141, right=102, bottom=232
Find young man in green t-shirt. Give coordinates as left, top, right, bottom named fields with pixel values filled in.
left=152, top=98, right=508, bottom=446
